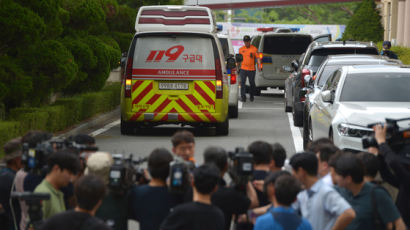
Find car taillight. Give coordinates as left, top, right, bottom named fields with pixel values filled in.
left=215, top=58, right=223, bottom=99
left=230, top=68, right=237, bottom=84
left=301, top=68, right=311, bottom=88
left=124, top=57, right=133, bottom=98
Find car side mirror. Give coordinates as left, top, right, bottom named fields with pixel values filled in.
left=321, top=90, right=334, bottom=103
left=291, top=60, right=299, bottom=71
left=120, top=52, right=127, bottom=68
left=304, top=75, right=312, bottom=86
left=226, top=57, right=236, bottom=69
left=282, top=65, right=293, bottom=73
left=235, top=54, right=243, bottom=63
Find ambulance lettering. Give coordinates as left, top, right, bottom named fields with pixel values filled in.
left=145, top=45, right=203, bottom=63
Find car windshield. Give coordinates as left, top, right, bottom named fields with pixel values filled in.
left=263, top=35, right=312, bottom=55
left=218, top=37, right=230, bottom=59
left=340, top=72, right=410, bottom=102
left=308, top=48, right=379, bottom=67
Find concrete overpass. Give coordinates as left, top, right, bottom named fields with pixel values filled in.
left=184, top=0, right=360, bottom=9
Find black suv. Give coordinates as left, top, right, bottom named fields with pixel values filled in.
left=284, top=41, right=379, bottom=127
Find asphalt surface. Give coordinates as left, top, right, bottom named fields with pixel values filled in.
left=90, top=90, right=302, bottom=164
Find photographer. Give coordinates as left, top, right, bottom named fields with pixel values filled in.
left=85, top=152, right=130, bottom=230
left=34, top=150, right=81, bottom=219
left=373, top=124, right=410, bottom=227
left=204, top=146, right=258, bottom=230
left=0, top=138, right=23, bottom=230
left=130, top=148, right=183, bottom=230
left=39, top=175, right=110, bottom=230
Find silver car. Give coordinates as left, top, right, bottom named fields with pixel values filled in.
left=217, top=34, right=239, bottom=118
left=309, top=65, right=410, bottom=152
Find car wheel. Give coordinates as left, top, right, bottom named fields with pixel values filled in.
left=303, top=119, right=313, bottom=149
left=120, top=118, right=134, bottom=135
left=229, top=105, right=238, bottom=118
left=292, top=106, right=303, bottom=127
left=284, top=91, right=292, bottom=112
left=215, top=117, right=229, bottom=136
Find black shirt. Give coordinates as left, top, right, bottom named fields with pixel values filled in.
left=130, top=185, right=183, bottom=230
left=211, top=179, right=251, bottom=230
left=96, top=190, right=130, bottom=230
left=253, top=170, right=269, bottom=206
left=39, top=210, right=111, bottom=230
left=160, top=201, right=225, bottom=230
left=0, top=168, right=21, bottom=230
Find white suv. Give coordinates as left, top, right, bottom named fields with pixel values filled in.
left=217, top=33, right=239, bottom=118
left=309, top=65, right=410, bottom=152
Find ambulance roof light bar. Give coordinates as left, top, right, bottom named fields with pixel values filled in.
left=135, top=5, right=217, bottom=33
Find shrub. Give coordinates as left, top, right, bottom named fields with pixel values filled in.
left=0, top=121, right=21, bottom=155
left=0, top=0, right=46, bottom=55
left=107, top=4, right=136, bottom=33
left=23, top=40, right=78, bottom=105
left=9, top=108, right=49, bottom=133
left=0, top=56, right=32, bottom=109
left=69, top=0, right=105, bottom=31
left=342, top=0, right=383, bottom=42
left=54, top=97, right=84, bottom=125
left=42, top=105, right=67, bottom=132
left=110, top=31, right=133, bottom=52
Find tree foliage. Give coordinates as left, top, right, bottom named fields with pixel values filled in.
left=216, top=2, right=360, bottom=25
left=342, top=0, right=383, bottom=42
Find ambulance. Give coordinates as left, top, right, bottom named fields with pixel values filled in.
left=120, top=5, right=234, bottom=135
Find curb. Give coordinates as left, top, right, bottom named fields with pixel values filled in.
left=58, top=107, right=120, bottom=138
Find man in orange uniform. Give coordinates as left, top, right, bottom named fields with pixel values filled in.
left=238, top=35, right=262, bottom=102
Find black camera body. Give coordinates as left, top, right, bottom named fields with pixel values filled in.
left=168, top=157, right=194, bottom=194
left=362, top=117, right=410, bottom=158
left=11, top=192, right=50, bottom=229
left=21, top=141, right=54, bottom=175
left=228, top=147, right=254, bottom=191
left=108, top=154, right=147, bottom=194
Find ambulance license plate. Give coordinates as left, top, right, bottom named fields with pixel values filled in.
left=159, top=82, right=188, bottom=90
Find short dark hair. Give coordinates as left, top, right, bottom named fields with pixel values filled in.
left=356, top=152, right=379, bottom=178
left=289, top=152, right=317, bottom=176
left=271, top=143, right=286, bottom=168
left=22, top=130, right=52, bottom=148
left=248, top=141, right=273, bottom=165
left=47, top=150, right=81, bottom=175
left=171, top=130, right=195, bottom=147
left=71, top=134, right=95, bottom=145
left=193, top=164, right=220, bottom=194
left=75, top=175, right=106, bottom=210
left=148, top=148, right=173, bottom=181
left=263, top=170, right=291, bottom=194
left=307, top=138, right=333, bottom=153
left=334, top=153, right=364, bottom=183
left=203, top=146, right=227, bottom=172
left=317, top=144, right=340, bottom=163
left=275, top=175, right=302, bottom=206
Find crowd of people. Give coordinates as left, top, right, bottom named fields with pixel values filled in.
left=0, top=126, right=409, bottom=230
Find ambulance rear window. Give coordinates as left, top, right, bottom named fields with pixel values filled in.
left=133, top=34, right=216, bottom=79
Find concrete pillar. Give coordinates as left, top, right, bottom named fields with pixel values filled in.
left=404, top=0, right=410, bottom=47
left=396, top=0, right=405, bottom=45
left=390, top=0, right=399, bottom=41
left=382, top=1, right=389, bottom=40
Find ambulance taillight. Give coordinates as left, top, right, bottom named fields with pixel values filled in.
left=215, top=58, right=223, bottom=99
left=124, top=57, right=133, bottom=98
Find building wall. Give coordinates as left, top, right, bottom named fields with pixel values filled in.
left=382, top=0, right=410, bottom=47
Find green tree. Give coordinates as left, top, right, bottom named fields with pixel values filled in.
left=342, top=0, right=383, bottom=41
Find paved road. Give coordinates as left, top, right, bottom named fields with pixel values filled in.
left=85, top=89, right=303, bottom=229
left=91, top=90, right=303, bottom=164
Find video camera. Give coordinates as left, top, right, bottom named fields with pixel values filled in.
left=21, top=137, right=99, bottom=175
left=109, top=154, right=147, bottom=195
left=168, top=157, right=194, bottom=194
left=11, top=192, right=50, bottom=230
left=228, top=147, right=254, bottom=191
left=362, top=117, right=410, bottom=158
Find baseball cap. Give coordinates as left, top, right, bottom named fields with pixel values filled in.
left=383, top=41, right=391, bottom=48
left=243, top=35, right=251, bottom=42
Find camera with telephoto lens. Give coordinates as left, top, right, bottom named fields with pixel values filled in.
left=11, top=192, right=50, bottom=230
left=168, top=156, right=194, bottom=194
left=362, top=117, right=410, bottom=158
left=109, top=154, right=147, bottom=195
left=228, top=147, right=254, bottom=192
